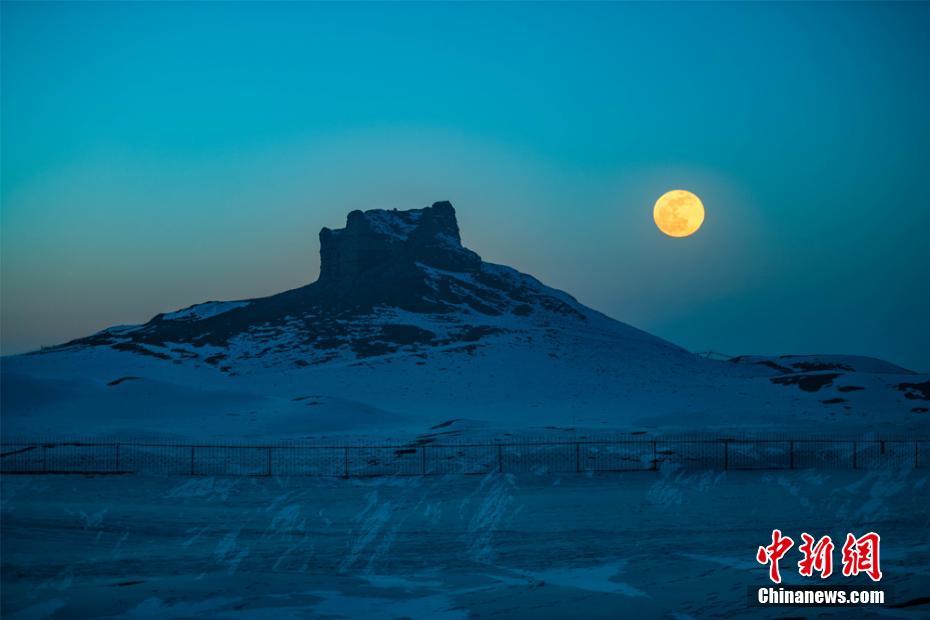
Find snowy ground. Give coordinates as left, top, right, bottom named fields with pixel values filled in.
left=5, top=342, right=929, bottom=442
left=2, top=467, right=928, bottom=619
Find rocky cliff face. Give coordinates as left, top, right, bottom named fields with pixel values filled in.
left=318, top=201, right=481, bottom=285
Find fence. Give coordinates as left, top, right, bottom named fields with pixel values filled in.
left=1, top=439, right=928, bottom=477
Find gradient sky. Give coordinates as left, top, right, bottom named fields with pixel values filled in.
left=2, top=2, right=929, bottom=371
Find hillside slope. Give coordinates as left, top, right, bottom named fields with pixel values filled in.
left=2, top=202, right=926, bottom=439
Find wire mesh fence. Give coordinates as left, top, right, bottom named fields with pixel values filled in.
left=2, top=438, right=927, bottom=477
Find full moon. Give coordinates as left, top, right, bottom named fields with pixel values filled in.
left=653, top=189, right=705, bottom=238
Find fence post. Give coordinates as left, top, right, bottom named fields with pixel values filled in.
left=343, top=447, right=349, bottom=478
left=42, top=445, right=48, bottom=473
left=789, top=441, right=794, bottom=470
left=497, top=444, right=503, bottom=474
left=115, top=443, right=121, bottom=472
left=421, top=446, right=427, bottom=475
left=190, top=446, right=196, bottom=476
left=652, top=440, right=657, bottom=471
left=574, top=442, right=581, bottom=473
left=916, top=441, right=920, bottom=469
left=266, top=447, right=273, bottom=477
left=723, top=440, right=729, bottom=471
left=852, top=441, right=857, bottom=469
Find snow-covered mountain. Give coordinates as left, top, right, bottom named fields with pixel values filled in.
left=2, top=202, right=927, bottom=440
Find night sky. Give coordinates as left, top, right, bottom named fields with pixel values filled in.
left=2, top=2, right=929, bottom=370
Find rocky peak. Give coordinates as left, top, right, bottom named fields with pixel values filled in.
left=318, top=201, right=481, bottom=284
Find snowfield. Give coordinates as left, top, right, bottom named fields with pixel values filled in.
left=3, top=339, right=928, bottom=441
left=2, top=467, right=928, bottom=618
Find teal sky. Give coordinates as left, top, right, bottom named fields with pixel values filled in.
left=2, top=1, right=929, bottom=371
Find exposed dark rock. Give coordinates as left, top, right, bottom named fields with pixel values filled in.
left=107, top=376, right=141, bottom=387
left=454, top=326, right=504, bottom=342
left=352, top=341, right=398, bottom=358
left=897, top=380, right=930, bottom=401
left=731, top=355, right=912, bottom=376
left=319, top=201, right=481, bottom=284
left=790, top=361, right=854, bottom=372
left=756, top=360, right=795, bottom=374
left=770, top=373, right=841, bottom=392
left=378, top=325, right=436, bottom=345
left=111, top=343, right=170, bottom=360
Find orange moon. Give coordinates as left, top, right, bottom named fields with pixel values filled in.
left=653, top=190, right=705, bottom=237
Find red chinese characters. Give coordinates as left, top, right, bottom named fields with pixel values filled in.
left=797, top=533, right=834, bottom=579
left=841, top=532, right=882, bottom=582
left=758, top=530, right=882, bottom=583
left=756, top=529, right=795, bottom=584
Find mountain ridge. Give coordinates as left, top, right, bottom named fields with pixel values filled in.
left=51, top=201, right=680, bottom=367
left=4, top=201, right=927, bottom=439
